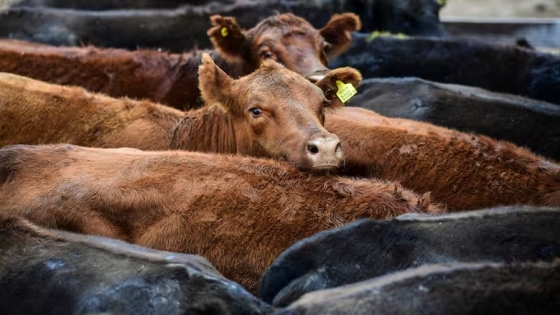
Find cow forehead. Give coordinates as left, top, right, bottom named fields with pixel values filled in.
left=247, top=69, right=321, bottom=96
left=247, top=85, right=324, bottom=114
left=250, top=15, right=320, bottom=43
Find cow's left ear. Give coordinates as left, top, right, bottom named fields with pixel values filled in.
left=208, top=15, right=251, bottom=63
left=319, top=13, right=361, bottom=57
left=315, top=67, right=362, bottom=109
left=198, top=53, right=234, bottom=111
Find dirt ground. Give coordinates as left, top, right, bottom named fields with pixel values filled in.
left=441, top=0, right=560, bottom=18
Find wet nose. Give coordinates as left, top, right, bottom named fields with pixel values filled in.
left=306, top=135, right=344, bottom=170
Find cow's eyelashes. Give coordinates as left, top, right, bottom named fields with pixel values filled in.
left=249, top=107, right=263, bottom=118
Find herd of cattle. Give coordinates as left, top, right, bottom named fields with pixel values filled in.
left=1, top=0, right=560, bottom=314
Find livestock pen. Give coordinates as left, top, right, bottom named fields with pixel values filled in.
left=0, top=0, right=559, bottom=314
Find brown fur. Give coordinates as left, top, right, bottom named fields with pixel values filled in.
left=0, top=13, right=360, bottom=110
left=326, top=107, right=560, bottom=211
left=0, top=144, right=442, bottom=293
left=0, top=57, right=362, bottom=171
left=319, top=13, right=362, bottom=56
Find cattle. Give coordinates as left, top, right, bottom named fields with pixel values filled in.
left=0, top=12, right=361, bottom=110
left=349, top=77, right=560, bottom=161
left=330, top=33, right=560, bottom=104
left=0, top=0, right=446, bottom=52
left=0, top=214, right=272, bottom=315
left=260, top=205, right=560, bottom=305
left=0, top=144, right=442, bottom=293
left=0, top=55, right=363, bottom=172
left=9, top=0, right=446, bottom=36
left=271, top=260, right=560, bottom=314
left=324, top=107, right=560, bottom=210
left=12, top=0, right=223, bottom=10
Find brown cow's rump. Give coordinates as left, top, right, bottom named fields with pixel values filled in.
left=326, top=107, right=560, bottom=211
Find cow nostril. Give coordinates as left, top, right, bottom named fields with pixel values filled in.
left=335, top=143, right=342, bottom=153
left=307, top=143, right=319, bottom=154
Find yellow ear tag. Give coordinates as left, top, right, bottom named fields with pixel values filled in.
left=335, top=80, right=357, bottom=103
left=221, top=27, right=229, bottom=37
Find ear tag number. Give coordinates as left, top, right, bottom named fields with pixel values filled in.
left=221, top=27, right=229, bottom=37
left=336, top=80, right=357, bottom=103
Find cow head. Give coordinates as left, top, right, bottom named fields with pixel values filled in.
left=198, top=53, right=362, bottom=172
left=208, top=13, right=361, bottom=83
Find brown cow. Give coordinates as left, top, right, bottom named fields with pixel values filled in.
left=0, top=55, right=362, bottom=172
left=0, top=144, right=442, bottom=293
left=325, top=107, right=560, bottom=211
left=0, top=12, right=361, bottom=110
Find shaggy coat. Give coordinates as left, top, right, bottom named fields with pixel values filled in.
left=349, top=77, right=560, bottom=161
left=0, top=12, right=360, bottom=109
left=0, top=144, right=442, bottom=293
left=325, top=107, right=560, bottom=210
left=0, top=215, right=271, bottom=315
left=0, top=55, right=362, bottom=171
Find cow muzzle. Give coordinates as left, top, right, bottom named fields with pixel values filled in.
left=306, top=134, right=344, bottom=171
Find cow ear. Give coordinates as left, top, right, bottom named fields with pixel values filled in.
left=208, top=15, right=250, bottom=63
left=198, top=53, right=234, bottom=111
left=319, top=13, right=361, bottom=57
left=316, top=67, right=362, bottom=109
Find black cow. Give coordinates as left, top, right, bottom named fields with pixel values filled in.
left=330, top=33, right=560, bottom=104
left=0, top=215, right=272, bottom=315
left=12, top=0, right=226, bottom=10
left=272, top=260, right=560, bottom=315
left=260, top=206, right=560, bottom=306
left=1, top=0, right=445, bottom=52
left=349, top=77, right=560, bottom=161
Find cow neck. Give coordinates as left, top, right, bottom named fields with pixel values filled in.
left=171, top=105, right=254, bottom=155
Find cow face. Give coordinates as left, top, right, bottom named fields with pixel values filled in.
left=198, top=53, right=362, bottom=172
left=208, top=13, right=361, bottom=83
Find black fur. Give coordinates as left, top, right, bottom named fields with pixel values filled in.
left=0, top=0, right=445, bottom=52
left=330, top=34, right=560, bottom=104
left=260, top=206, right=560, bottom=306
left=272, top=260, right=560, bottom=315
left=0, top=215, right=272, bottom=315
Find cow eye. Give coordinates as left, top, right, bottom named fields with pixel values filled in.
left=262, top=51, right=273, bottom=59
left=249, top=107, right=262, bottom=117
